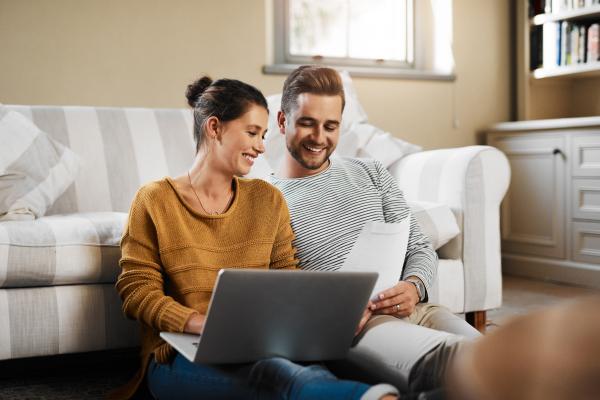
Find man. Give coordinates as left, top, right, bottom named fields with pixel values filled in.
left=270, top=65, right=479, bottom=393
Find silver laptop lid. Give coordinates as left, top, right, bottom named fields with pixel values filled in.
left=195, top=269, right=377, bottom=364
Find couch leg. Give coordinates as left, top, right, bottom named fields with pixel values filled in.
left=466, top=310, right=486, bottom=333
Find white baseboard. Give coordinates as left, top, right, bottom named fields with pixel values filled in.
left=501, top=253, right=600, bottom=289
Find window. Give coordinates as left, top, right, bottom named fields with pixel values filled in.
left=287, top=0, right=413, bottom=68
left=265, top=0, right=455, bottom=80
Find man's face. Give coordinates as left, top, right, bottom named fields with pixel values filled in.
left=278, top=93, right=342, bottom=175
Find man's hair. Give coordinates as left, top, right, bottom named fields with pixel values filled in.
left=280, top=65, right=346, bottom=115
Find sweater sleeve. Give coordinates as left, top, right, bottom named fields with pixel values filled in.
left=116, top=189, right=197, bottom=332
left=269, top=195, right=299, bottom=270
left=376, top=162, right=438, bottom=300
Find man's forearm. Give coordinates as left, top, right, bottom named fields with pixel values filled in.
left=404, top=275, right=426, bottom=303
left=402, top=250, right=437, bottom=302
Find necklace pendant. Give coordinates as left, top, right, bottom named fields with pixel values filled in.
left=187, top=170, right=233, bottom=216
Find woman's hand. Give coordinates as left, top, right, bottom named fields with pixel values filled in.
left=183, top=312, right=206, bottom=334
left=355, top=302, right=374, bottom=336
left=370, top=281, right=419, bottom=318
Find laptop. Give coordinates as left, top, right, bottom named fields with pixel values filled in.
left=160, top=268, right=377, bottom=364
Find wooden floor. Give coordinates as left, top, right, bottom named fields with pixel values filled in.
left=487, top=274, right=599, bottom=327
left=0, top=275, right=598, bottom=399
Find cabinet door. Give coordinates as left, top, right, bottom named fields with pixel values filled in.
left=572, top=134, right=600, bottom=177
left=572, top=221, right=600, bottom=265
left=572, top=178, right=600, bottom=221
left=489, top=133, right=566, bottom=259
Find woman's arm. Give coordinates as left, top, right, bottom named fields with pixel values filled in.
left=116, top=190, right=198, bottom=333
left=269, top=196, right=299, bottom=270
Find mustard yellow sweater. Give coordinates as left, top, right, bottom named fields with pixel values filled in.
left=112, top=176, right=298, bottom=399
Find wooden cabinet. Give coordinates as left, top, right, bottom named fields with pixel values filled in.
left=487, top=117, right=600, bottom=288
left=490, top=133, right=566, bottom=259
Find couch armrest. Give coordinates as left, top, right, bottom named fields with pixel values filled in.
left=388, top=145, right=510, bottom=312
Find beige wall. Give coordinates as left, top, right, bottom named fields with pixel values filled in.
left=528, top=80, right=573, bottom=120
left=571, top=78, right=600, bottom=117
left=528, top=78, right=600, bottom=120
left=0, top=0, right=511, bottom=150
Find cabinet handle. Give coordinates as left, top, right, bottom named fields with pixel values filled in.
left=553, top=148, right=566, bottom=160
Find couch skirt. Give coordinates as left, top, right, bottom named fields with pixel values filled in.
left=0, top=284, right=139, bottom=360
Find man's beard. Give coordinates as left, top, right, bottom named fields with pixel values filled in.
left=287, top=142, right=331, bottom=170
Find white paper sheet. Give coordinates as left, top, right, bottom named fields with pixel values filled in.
left=340, top=219, right=410, bottom=300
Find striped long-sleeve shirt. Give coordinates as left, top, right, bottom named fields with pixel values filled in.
left=270, top=157, right=437, bottom=297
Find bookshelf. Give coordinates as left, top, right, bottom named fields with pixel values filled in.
left=517, top=0, right=600, bottom=120
left=493, top=1, right=600, bottom=287
left=488, top=2, right=600, bottom=289
left=532, top=60, right=600, bottom=78
left=529, top=3, right=600, bottom=76
left=531, top=4, right=600, bottom=25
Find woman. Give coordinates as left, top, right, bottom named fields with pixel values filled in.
left=112, top=76, right=399, bottom=400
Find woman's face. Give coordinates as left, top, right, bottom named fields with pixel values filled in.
left=212, top=104, right=268, bottom=176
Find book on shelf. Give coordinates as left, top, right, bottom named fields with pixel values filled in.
left=533, top=19, right=600, bottom=69
left=570, top=23, right=579, bottom=63
left=543, top=22, right=559, bottom=68
left=577, top=25, right=587, bottom=63
left=531, top=26, right=544, bottom=69
left=531, top=0, right=600, bottom=16
left=589, top=23, right=600, bottom=62
left=562, top=21, right=570, bottom=65
left=530, top=0, right=546, bottom=16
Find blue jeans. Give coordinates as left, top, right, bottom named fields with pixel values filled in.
left=147, top=354, right=372, bottom=400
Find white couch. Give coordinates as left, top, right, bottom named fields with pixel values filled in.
left=0, top=104, right=509, bottom=361
left=390, top=147, right=510, bottom=317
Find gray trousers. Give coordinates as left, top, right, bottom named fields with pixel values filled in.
left=328, top=303, right=481, bottom=393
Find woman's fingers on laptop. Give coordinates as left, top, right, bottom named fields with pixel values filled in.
left=183, top=312, right=207, bottom=334
left=355, top=307, right=373, bottom=335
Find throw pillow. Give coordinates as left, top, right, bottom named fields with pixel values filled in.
left=408, top=200, right=460, bottom=250
left=0, top=107, right=80, bottom=221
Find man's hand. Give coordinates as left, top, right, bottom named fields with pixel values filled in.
left=355, top=302, right=374, bottom=336
left=370, top=281, right=419, bottom=318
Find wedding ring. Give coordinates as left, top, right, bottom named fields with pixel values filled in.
left=395, top=304, right=400, bottom=312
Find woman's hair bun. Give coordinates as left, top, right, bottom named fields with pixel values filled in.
left=185, top=76, right=213, bottom=107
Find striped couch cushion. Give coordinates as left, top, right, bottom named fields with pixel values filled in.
left=0, top=212, right=126, bottom=288
left=427, top=259, right=465, bottom=313
left=0, top=108, right=80, bottom=221
left=4, top=105, right=196, bottom=215
left=0, top=284, right=139, bottom=360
